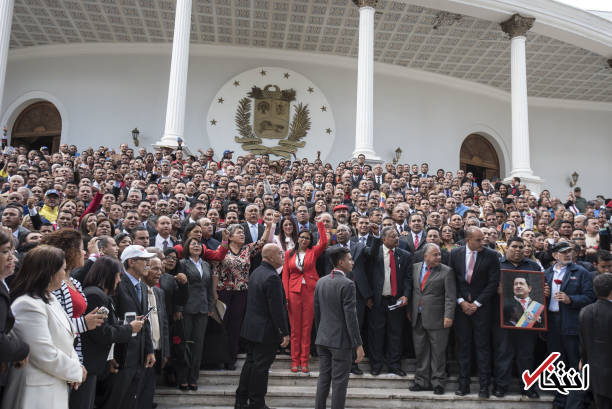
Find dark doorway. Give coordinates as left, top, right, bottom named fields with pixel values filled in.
left=460, top=134, right=500, bottom=185
left=11, top=101, right=61, bottom=152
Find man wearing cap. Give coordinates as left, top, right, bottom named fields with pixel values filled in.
left=102, top=245, right=156, bottom=409
left=544, top=241, right=595, bottom=409
left=333, top=204, right=349, bottom=226
left=36, top=189, right=60, bottom=223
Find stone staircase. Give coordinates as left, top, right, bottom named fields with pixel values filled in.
left=155, top=354, right=552, bottom=409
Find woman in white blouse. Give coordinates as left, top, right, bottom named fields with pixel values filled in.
left=273, top=217, right=299, bottom=274
left=2, top=245, right=86, bottom=409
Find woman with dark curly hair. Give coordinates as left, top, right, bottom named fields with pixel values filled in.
left=40, top=229, right=104, bottom=394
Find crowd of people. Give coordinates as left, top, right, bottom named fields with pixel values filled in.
left=0, top=142, right=610, bottom=409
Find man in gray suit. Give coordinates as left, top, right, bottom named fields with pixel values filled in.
left=408, top=243, right=456, bottom=395
left=314, top=246, right=364, bottom=409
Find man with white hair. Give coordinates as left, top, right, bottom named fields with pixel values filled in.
left=408, top=243, right=456, bottom=395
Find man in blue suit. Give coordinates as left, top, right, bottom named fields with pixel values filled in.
left=545, top=241, right=595, bottom=409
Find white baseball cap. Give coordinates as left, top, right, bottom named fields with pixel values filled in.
left=120, top=245, right=156, bottom=263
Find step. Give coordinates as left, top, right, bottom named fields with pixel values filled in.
left=196, top=368, right=525, bottom=392
left=228, top=353, right=460, bottom=373
left=154, top=385, right=553, bottom=408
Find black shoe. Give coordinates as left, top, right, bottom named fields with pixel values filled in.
left=350, top=365, right=363, bottom=375
left=234, top=397, right=248, bottom=409
left=478, top=387, right=490, bottom=399
left=388, top=367, right=406, bottom=377
left=188, top=384, right=198, bottom=391
left=493, top=386, right=506, bottom=398
left=371, top=367, right=381, bottom=376
left=409, top=383, right=432, bottom=392
left=178, top=384, right=189, bottom=391
left=225, top=362, right=236, bottom=370
left=455, top=385, right=470, bottom=396
left=522, top=389, right=540, bottom=399
left=433, top=385, right=445, bottom=395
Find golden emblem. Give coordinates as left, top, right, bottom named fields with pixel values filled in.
left=234, top=85, right=311, bottom=158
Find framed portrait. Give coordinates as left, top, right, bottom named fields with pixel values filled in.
left=499, top=269, right=547, bottom=331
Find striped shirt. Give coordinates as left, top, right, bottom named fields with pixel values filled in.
left=52, top=277, right=88, bottom=362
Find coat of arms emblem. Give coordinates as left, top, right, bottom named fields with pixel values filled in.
left=235, top=85, right=311, bottom=158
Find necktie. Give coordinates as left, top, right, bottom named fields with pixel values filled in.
left=389, top=249, right=397, bottom=297
left=360, top=236, right=366, bottom=245
left=135, top=282, right=142, bottom=303
left=414, top=234, right=419, bottom=249
left=250, top=224, right=258, bottom=242
left=163, top=240, right=168, bottom=250
left=420, top=266, right=431, bottom=292
left=148, top=289, right=160, bottom=348
left=520, top=299, right=527, bottom=310
left=466, top=251, right=476, bottom=284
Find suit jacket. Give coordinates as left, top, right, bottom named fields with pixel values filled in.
left=0, top=283, right=29, bottom=386
left=410, top=262, right=456, bottom=330
left=351, top=234, right=374, bottom=248
left=502, top=298, right=544, bottom=328
left=402, top=231, right=426, bottom=253
left=544, top=262, right=595, bottom=335
left=81, top=286, right=132, bottom=376
left=450, top=246, right=500, bottom=308
left=151, top=286, right=170, bottom=359
left=70, top=258, right=95, bottom=283
left=180, top=258, right=214, bottom=314
left=112, top=272, right=153, bottom=369
left=413, top=247, right=450, bottom=266
left=361, top=237, right=413, bottom=306
left=579, top=298, right=612, bottom=398
left=314, top=271, right=362, bottom=350
left=320, top=242, right=369, bottom=300
left=283, top=221, right=328, bottom=295
left=2, top=295, right=82, bottom=409
left=241, top=261, right=289, bottom=344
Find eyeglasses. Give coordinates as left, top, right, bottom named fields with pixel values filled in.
left=298, top=236, right=311, bottom=241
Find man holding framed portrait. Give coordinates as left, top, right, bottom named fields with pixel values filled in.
left=493, top=236, right=544, bottom=399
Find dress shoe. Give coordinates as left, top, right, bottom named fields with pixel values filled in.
left=388, top=368, right=406, bottom=377
left=188, top=384, right=198, bottom=391
left=455, top=385, right=470, bottom=396
left=301, top=365, right=310, bottom=373
left=478, top=387, right=490, bottom=399
left=178, top=384, right=189, bottom=391
left=371, top=367, right=381, bottom=376
left=433, top=385, right=445, bottom=395
left=224, top=362, right=236, bottom=370
left=409, top=383, right=432, bottom=392
left=350, top=365, right=363, bottom=375
left=493, top=386, right=506, bottom=398
left=290, top=366, right=299, bottom=373
left=522, top=389, right=540, bottom=399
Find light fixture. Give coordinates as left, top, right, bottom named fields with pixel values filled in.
left=432, top=11, right=462, bottom=30
left=392, top=147, right=402, bottom=164
left=569, top=171, right=579, bottom=187
left=131, top=128, right=140, bottom=147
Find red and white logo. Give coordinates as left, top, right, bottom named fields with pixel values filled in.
left=522, top=352, right=589, bottom=395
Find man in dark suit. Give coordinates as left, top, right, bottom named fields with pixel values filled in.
left=138, top=256, right=169, bottom=409
left=242, top=204, right=266, bottom=273
left=494, top=237, right=542, bottom=399
left=362, top=227, right=412, bottom=376
left=545, top=241, right=595, bottom=409
left=579, top=273, right=612, bottom=409
left=103, top=245, right=156, bottom=409
left=321, top=224, right=369, bottom=374
left=412, top=228, right=450, bottom=265
left=351, top=215, right=374, bottom=247
left=314, top=247, right=365, bottom=409
left=235, top=244, right=290, bottom=409
left=401, top=213, right=426, bottom=254
left=449, top=226, right=500, bottom=398
left=408, top=243, right=456, bottom=395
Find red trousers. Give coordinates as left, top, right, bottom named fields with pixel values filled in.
left=287, top=289, right=315, bottom=367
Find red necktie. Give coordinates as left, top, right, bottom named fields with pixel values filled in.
left=420, top=267, right=431, bottom=292
left=520, top=299, right=527, bottom=310
left=414, top=234, right=419, bottom=249
left=389, top=249, right=397, bottom=297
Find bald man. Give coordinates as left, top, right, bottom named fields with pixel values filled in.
left=236, top=244, right=290, bottom=409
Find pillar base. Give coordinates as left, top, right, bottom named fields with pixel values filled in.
left=504, top=173, right=544, bottom=195
left=153, top=136, right=192, bottom=156
left=352, top=148, right=381, bottom=163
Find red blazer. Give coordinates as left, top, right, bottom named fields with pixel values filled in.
left=282, top=222, right=328, bottom=296
left=173, top=243, right=228, bottom=261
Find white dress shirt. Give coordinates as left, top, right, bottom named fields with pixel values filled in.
left=154, top=233, right=173, bottom=250
left=549, top=264, right=567, bottom=312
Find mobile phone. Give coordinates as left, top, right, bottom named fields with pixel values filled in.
left=97, top=306, right=109, bottom=315
left=142, top=306, right=156, bottom=320
left=124, top=312, right=137, bottom=337
left=96, top=239, right=103, bottom=250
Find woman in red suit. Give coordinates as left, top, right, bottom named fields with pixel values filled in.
left=282, top=221, right=328, bottom=373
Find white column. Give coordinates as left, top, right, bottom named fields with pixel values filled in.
left=156, top=0, right=192, bottom=149
left=501, top=14, right=542, bottom=193
left=352, top=0, right=380, bottom=161
left=0, top=0, right=14, bottom=118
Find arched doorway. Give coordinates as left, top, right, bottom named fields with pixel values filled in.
left=460, top=134, right=500, bottom=183
left=11, top=101, right=62, bottom=152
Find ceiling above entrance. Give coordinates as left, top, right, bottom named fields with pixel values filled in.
left=9, top=0, right=612, bottom=102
